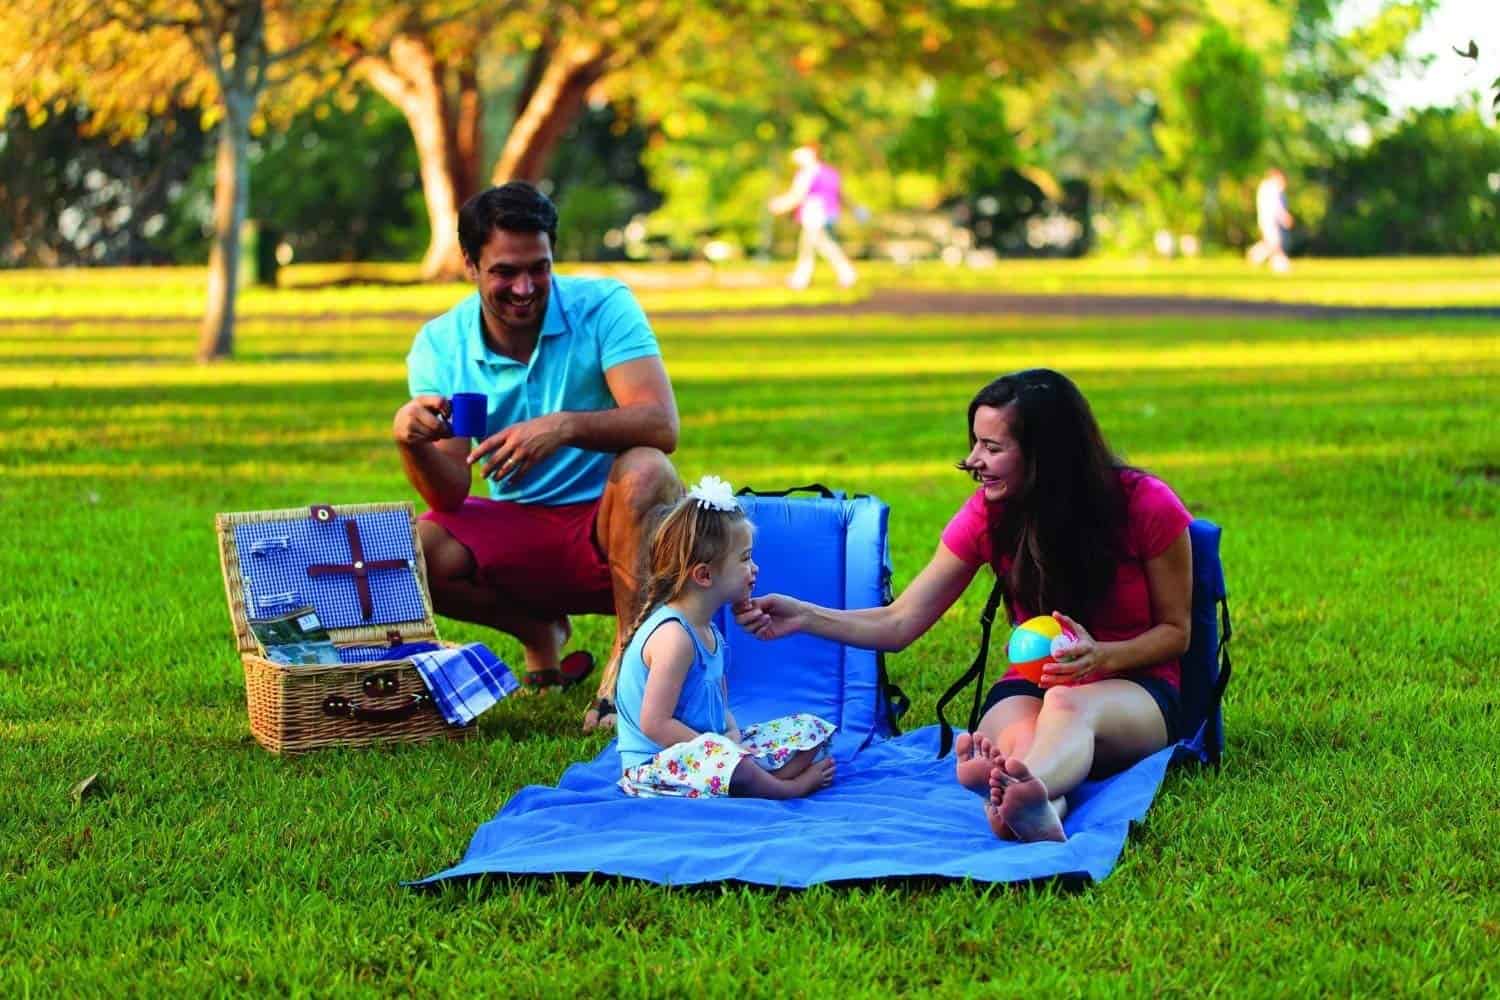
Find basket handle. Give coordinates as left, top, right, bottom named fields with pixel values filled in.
left=322, top=693, right=429, bottom=723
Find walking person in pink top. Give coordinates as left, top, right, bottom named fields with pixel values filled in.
left=736, top=369, right=1194, bottom=843
left=769, top=144, right=858, bottom=290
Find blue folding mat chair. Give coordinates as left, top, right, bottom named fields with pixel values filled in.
left=416, top=488, right=1231, bottom=889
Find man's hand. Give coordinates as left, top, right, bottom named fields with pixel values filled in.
left=733, top=595, right=806, bottom=641
left=469, top=411, right=573, bottom=483
left=393, top=395, right=452, bottom=446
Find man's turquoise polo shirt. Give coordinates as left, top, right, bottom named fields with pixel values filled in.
left=406, top=275, right=661, bottom=506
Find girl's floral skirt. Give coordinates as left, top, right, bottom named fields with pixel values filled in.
left=618, top=712, right=835, bottom=798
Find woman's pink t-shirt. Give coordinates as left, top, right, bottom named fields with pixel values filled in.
left=940, top=469, right=1192, bottom=689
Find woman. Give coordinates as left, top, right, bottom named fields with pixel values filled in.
left=735, top=369, right=1193, bottom=841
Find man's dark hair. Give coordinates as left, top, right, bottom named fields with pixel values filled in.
left=458, top=182, right=559, bottom=264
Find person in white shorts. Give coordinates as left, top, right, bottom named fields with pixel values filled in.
left=1248, top=167, right=1294, bottom=273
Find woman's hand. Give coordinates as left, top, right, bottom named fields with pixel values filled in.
left=733, top=594, right=806, bottom=640
left=1040, top=612, right=1114, bottom=687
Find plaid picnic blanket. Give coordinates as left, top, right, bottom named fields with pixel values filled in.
left=411, top=643, right=519, bottom=726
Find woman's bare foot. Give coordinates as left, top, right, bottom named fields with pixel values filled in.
left=990, top=757, right=1066, bottom=842
left=955, top=732, right=998, bottom=795
left=984, top=782, right=1015, bottom=839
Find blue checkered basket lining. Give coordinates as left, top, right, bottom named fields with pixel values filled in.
left=234, top=511, right=429, bottom=632
left=338, top=642, right=442, bottom=664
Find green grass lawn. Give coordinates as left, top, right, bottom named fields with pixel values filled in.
left=2, top=263, right=1498, bottom=994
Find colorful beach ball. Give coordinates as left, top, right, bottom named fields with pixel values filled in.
left=1006, top=615, right=1072, bottom=684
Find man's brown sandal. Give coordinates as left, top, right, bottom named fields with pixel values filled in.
left=519, top=650, right=596, bottom=693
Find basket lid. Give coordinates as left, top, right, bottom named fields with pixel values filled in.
left=216, top=501, right=439, bottom=654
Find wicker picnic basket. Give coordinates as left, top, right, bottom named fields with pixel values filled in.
left=216, top=501, right=470, bottom=754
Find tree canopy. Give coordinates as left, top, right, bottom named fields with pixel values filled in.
left=0, top=0, right=349, bottom=358
left=3, top=0, right=1491, bottom=347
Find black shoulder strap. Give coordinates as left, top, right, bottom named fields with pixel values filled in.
left=1216, top=597, right=1232, bottom=700
left=878, top=651, right=910, bottom=735
left=736, top=483, right=838, bottom=499
left=934, top=577, right=1006, bottom=758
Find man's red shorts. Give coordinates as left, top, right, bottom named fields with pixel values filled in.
left=420, top=497, right=615, bottom=617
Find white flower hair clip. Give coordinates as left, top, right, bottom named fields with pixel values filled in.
left=687, top=474, right=739, bottom=512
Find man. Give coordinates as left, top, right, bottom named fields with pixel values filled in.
left=768, top=143, right=858, bottom=290
left=1248, top=167, right=1294, bottom=274
left=393, top=182, right=681, bottom=731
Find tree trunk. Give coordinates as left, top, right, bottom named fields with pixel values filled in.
left=489, top=39, right=609, bottom=184
left=452, top=66, right=482, bottom=202
left=197, top=93, right=253, bottom=362
left=358, top=36, right=479, bottom=281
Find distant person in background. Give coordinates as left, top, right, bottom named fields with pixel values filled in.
left=1248, top=167, right=1294, bottom=273
left=769, top=144, right=858, bottom=290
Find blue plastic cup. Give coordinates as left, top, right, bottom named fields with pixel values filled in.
left=448, top=393, right=488, bottom=439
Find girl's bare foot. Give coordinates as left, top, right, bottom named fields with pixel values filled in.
left=773, top=747, right=817, bottom=780
left=731, top=757, right=834, bottom=799
left=955, top=732, right=998, bottom=795
left=783, top=758, right=835, bottom=797
left=991, top=757, right=1066, bottom=842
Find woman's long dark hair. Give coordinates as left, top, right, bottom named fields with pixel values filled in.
left=961, top=369, right=1130, bottom=625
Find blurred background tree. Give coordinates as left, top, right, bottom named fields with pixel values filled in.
left=0, top=106, right=206, bottom=266
left=0, top=0, right=352, bottom=358
left=150, top=93, right=429, bottom=266
left=1170, top=22, right=1268, bottom=243
left=2, top=0, right=1495, bottom=299
left=326, top=0, right=1181, bottom=276
left=1017, top=0, right=1442, bottom=255
left=1314, top=103, right=1500, bottom=253
left=629, top=0, right=1182, bottom=260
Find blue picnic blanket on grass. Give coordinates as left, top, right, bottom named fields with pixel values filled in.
left=415, top=727, right=1205, bottom=889
left=413, top=499, right=1224, bottom=890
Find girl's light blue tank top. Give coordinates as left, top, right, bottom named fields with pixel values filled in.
left=615, top=603, right=729, bottom=770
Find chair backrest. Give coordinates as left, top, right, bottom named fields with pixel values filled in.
left=713, top=486, right=906, bottom=761
left=1182, top=518, right=1232, bottom=764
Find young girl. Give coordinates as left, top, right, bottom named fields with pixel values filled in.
left=614, top=475, right=837, bottom=799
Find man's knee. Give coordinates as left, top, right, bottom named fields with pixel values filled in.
left=607, top=448, right=681, bottom=514
left=417, top=519, right=475, bottom=587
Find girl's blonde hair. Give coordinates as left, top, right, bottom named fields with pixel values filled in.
left=615, top=495, right=749, bottom=664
